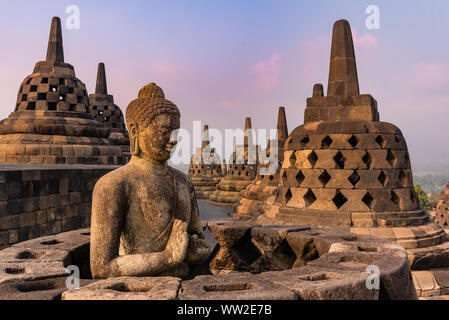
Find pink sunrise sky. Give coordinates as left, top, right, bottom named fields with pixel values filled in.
left=0, top=0, right=448, bottom=173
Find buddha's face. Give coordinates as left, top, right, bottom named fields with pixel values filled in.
left=131, top=113, right=180, bottom=162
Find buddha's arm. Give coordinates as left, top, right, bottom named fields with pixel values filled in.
left=99, top=220, right=189, bottom=278
left=188, top=191, right=205, bottom=237
left=185, top=182, right=210, bottom=264
left=90, top=177, right=188, bottom=278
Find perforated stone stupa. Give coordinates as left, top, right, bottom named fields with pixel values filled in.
left=88, top=63, right=130, bottom=161
left=0, top=17, right=123, bottom=165
left=232, top=107, right=288, bottom=218
left=188, top=125, right=222, bottom=199
left=435, top=183, right=449, bottom=230
left=209, top=117, right=259, bottom=205
left=261, top=20, right=447, bottom=256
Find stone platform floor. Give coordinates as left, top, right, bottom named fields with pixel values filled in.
left=197, top=200, right=232, bottom=221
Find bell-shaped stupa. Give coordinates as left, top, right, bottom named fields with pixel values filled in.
left=0, top=17, right=123, bottom=165
left=209, top=117, right=259, bottom=205
left=232, top=107, right=288, bottom=218
left=88, top=63, right=130, bottom=161
left=435, top=183, right=449, bottom=229
left=188, top=125, right=222, bottom=199
left=261, top=20, right=447, bottom=252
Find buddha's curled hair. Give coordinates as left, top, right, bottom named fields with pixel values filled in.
left=126, top=82, right=180, bottom=129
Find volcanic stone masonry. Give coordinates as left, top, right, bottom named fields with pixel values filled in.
left=0, top=17, right=124, bottom=165
left=208, top=117, right=259, bottom=206
left=435, top=183, right=449, bottom=229
left=88, top=63, right=130, bottom=162
left=232, top=107, right=289, bottom=219
left=259, top=20, right=449, bottom=277
left=0, top=17, right=122, bottom=245
left=188, top=125, right=222, bottom=199
left=222, top=159, right=227, bottom=176
left=0, top=225, right=419, bottom=300
left=0, top=165, right=112, bottom=249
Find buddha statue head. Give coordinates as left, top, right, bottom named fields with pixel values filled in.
left=126, top=83, right=180, bottom=162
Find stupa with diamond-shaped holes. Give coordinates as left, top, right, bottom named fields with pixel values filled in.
left=209, top=117, right=260, bottom=206
left=261, top=20, right=447, bottom=256
left=232, top=107, right=288, bottom=218
left=0, top=17, right=123, bottom=165
left=435, top=183, right=449, bottom=230
left=188, top=124, right=222, bottom=199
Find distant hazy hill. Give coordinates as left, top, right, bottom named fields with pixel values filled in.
left=414, top=174, right=449, bottom=194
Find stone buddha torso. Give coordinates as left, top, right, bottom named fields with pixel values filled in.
left=117, top=163, right=196, bottom=255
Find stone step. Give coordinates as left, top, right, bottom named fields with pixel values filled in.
left=412, top=268, right=449, bottom=297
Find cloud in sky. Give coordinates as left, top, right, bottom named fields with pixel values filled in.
left=297, top=29, right=377, bottom=90
left=219, top=100, right=244, bottom=109
left=148, top=59, right=190, bottom=80
left=250, top=54, right=281, bottom=90
left=407, top=61, right=449, bottom=92
left=299, top=35, right=330, bottom=83
left=351, top=29, right=378, bottom=49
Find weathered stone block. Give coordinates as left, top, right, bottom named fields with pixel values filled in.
left=20, top=212, right=36, bottom=228
left=62, top=277, right=181, bottom=300
left=180, top=273, right=297, bottom=300
left=0, top=215, right=20, bottom=231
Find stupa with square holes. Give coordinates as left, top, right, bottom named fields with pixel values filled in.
left=88, top=63, right=130, bottom=162
left=209, top=117, right=259, bottom=206
left=188, top=125, right=222, bottom=199
left=232, top=107, right=288, bottom=218
left=0, top=17, right=123, bottom=165
left=259, top=20, right=449, bottom=273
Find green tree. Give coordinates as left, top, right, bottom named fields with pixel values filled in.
left=414, top=184, right=431, bottom=210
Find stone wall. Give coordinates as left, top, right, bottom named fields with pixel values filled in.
left=0, top=164, right=116, bottom=249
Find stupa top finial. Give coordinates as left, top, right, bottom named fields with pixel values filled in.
left=95, top=63, right=108, bottom=94
left=244, top=117, right=254, bottom=146
left=327, top=19, right=359, bottom=97
left=202, top=124, right=210, bottom=149
left=304, top=19, right=379, bottom=123
left=277, top=107, right=288, bottom=143
left=46, top=17, right=64, bottom=63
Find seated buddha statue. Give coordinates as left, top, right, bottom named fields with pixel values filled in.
left=90, top=83, right=210, bottom=279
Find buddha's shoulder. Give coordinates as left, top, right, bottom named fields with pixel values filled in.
left=93, top=165, right=133, bottom=191
left=171, top=167, right=193, bottom=187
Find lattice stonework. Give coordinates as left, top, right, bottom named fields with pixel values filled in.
left=261, top=19, right=448, bottom=260
left=16, top=75, right=89, bottom=113
left=274, top=127, right=417, bottom=212
left=435, top=184, right=449, bottom=229
left=188, top=147, right=222, bottom=199
left=208, top=145, right=260, bottom=205
left=189, top=163, right=222, bottom=177
left=0, top=17, right=124, bottom=165
left=89, top=103, right=126, bottom=130
left=232, top=105, right=289, bottom=219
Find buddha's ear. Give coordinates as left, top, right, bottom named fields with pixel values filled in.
left=129, top=122, right=138, bottom=137
left=128, top=122, right=140, bottom=156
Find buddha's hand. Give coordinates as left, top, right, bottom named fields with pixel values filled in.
left=164, top=219, right=189, bottom=266
left=185, top=234, right=211, bottom=265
